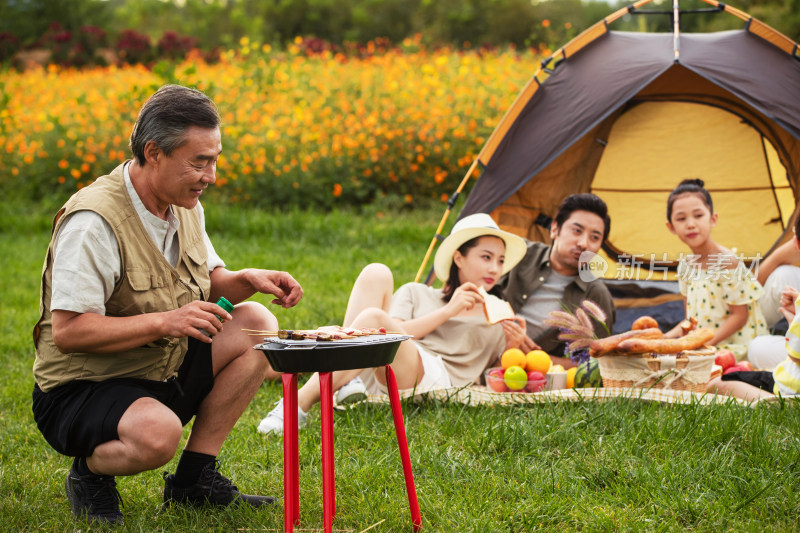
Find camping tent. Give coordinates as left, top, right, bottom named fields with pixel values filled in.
left=417, top=0, right=800, bottom=298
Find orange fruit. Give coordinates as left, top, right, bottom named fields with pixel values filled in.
left=525, top=350, right=552, bottom=373
left=501, top=348, right=527, bottom=370
left=566, top=367, right=578, bottom=388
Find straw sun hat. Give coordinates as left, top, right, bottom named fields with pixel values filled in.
left=433, top=213, right=527, bottom=283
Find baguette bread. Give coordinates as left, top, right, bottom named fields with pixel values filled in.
left=478, top=287, right=515, bottom=324
left=588, top=328, right=664, bottom=357
left=615, top=327, right=714, bottom=354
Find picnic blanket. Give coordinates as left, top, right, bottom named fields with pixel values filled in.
left=365, top=385, right=775, bottom=407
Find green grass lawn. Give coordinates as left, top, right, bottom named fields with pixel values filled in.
left=2, top=200, right=799, bottom=532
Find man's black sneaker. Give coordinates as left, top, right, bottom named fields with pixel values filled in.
left=64, top=466, right=123, bottom=525
left=163, top=461, right=275, bottom=508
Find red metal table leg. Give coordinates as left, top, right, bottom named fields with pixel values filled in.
left=319, top=372, right=335, bottom=533
left=281, top=373, right=300, bottom=532
left=290, top=375, right=300, bottom=525
left=385, top=365, right=422, bottom=531
left=328, top=382, right=336, bottom=518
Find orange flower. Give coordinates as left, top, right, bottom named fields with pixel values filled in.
left=542, top=19, right=551, bottom=28
left=2, top=45, right=537, bottom=204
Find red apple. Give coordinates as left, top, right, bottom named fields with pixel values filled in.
left=723, top=364, right=747, bottom=375
left=526, top=371, right=546, bottom=393
left=714, top=349, right=736, bottom=371
left=738, top=361, right=754, bottom=371
left=487, top=368, right=508, bottom=392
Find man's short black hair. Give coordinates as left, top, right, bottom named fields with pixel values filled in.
left=553, top=193, right=611, bottom=243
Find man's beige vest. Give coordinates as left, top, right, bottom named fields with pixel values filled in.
left=33, top=163, right=211, bottom=392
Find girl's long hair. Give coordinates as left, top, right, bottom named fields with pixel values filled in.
left=441, top=236, right=505, bottom=303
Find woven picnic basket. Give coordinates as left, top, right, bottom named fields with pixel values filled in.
left=596, top=347, right=717, bottom=393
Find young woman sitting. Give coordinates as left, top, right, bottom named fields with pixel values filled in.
left=258, top=213, right=530, bottom=434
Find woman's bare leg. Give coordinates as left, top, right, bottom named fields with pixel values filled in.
left=296, top=263, right=402, bottom=411
left=342, top=265, right=425, bottom=388
left=706, top=377, right=775, bottom=401
left=343, top=263, right=395, bottom=326
left=349, top=308, right=424, bottom=389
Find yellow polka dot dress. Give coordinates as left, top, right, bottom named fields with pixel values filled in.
left=677, top=257, right=768, bottom=348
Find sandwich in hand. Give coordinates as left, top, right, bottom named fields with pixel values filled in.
left=478, top=287, right=515, bottom=324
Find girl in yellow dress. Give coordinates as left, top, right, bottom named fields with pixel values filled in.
left=665, top=179, right=768, bottom=354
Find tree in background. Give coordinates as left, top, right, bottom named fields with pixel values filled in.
left=741, top=0, right=800, bottom=40
left=0, top=0, right=114, bottom=48
left=1, top=0, right=797, bottom=65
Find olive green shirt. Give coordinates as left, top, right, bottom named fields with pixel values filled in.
left=500, top=241, right=615, bottom=357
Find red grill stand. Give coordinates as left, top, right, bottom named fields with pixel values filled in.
left=280, top=366, right=421, bottom=533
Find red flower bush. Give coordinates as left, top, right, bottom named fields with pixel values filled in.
left=0, top=32, right=20, bottom=63
left=157, top=31, right=197, bottom=61
left=34, top=23, right=108, bottom=67
left=116, top=29, right=153, bottom=65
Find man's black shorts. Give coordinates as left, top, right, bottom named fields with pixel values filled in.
left=720, top=370, right=775, bottom=392
left=32, top=338, right=214, bottom=458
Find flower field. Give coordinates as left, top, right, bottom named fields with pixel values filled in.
left=0, top=37, right=539, bottom=208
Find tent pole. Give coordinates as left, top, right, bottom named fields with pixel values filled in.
left=413, top=158, right=481, bottom=284
left=673, top=0, right=680, bottom=61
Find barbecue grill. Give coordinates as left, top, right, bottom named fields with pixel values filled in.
left=256, top=334, right=422, bottom=533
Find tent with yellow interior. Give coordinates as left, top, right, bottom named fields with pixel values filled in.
left=417, top=0, right=800, bottom=332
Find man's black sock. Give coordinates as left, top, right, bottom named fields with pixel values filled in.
left=172, top=450, right=216, bottom=488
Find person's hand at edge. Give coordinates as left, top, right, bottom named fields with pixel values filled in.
left=245, top=269, right=304, bottom=308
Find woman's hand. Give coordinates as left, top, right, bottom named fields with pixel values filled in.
left=501, top=316, right=539, bottom=352
left=445, top=282, right=484, bottom=316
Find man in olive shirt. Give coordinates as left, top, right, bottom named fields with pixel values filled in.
left=501, top=193, right=616, bottom=368
left=32, top=85, right=303, bottom=524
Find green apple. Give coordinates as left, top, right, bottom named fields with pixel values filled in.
left=504, top=365, right=528, bottom=391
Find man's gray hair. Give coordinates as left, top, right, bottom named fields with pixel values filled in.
left=129, top=84, right=220, bottom=165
